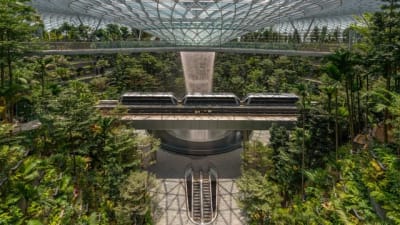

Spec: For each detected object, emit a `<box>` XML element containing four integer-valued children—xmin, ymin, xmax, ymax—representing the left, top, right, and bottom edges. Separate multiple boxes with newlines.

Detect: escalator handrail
<box><xmin>208</xmin><ymin>172</ymin><xmax>214</xmax><ymax>220</ymax></box>
<box><xmin>184</xmin><ymin>168</ymin><xmax>219</xmax><ymax>225</ymax></box>
<box><xmin>200</xmin><ymin>170</ymin><xmax>204</xmax><ymax>224</ymax></box>
<box><xmin>184</xmin><ymin>168</ymin><xmax>197</xmax><ymax>224</ymax></box>
<box><xmin>209</xmin><ymin>168</ymin><xmax>219</xmax><ymax>223</ymax></box>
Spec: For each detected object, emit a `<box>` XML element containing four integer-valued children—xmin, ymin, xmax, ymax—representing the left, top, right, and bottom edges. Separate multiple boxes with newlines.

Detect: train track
<box><xmin>97</xmin><ymin>105</ymin><xmax>299</xmax><ymax>115</ymax></box>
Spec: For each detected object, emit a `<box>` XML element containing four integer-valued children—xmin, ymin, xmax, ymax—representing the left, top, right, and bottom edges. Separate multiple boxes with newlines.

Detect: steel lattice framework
<box><xmin>30</xmin><ymin>0</ymin><xmax>383</xmax><ymax>45</ymax></box>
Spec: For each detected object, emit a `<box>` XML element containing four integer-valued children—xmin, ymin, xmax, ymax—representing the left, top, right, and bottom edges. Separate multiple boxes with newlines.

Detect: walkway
<box><xmin>12</xmin><ymin>120</ymin><xmax>42</xmax><ymax>133</ymax></box>
<box><xmin>38</xmin><ymin>47</ymin><xmax>331</xmax><ymax>56</ymax></box>
<box><xmin>32</xmin><ymin>41</ymin><xmax>336</xmax><ymax>56</ymax></box>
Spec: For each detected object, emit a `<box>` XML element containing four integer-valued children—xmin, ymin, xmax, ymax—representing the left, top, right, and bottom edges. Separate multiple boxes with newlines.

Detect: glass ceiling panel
<box><xmin>30</xmin><ymin>0</ymin><xmax>383</xmax><ymax>45</ymax></box>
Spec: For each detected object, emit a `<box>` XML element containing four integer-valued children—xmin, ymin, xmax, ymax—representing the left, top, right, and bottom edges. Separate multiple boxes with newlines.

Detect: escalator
<box><xmin>202</xmin><ymin>175</ymin><xmax>213</xmax><ymax>223</ymax></box>
<box><xmin>192</xmin><ymin>176</ymin><xmax>201</xmax><ymax>222</ymax></box>
<box><xmin>185</xmin><ymin>168</ymin><xmax>218</xmax><ymax>224</ymax></box>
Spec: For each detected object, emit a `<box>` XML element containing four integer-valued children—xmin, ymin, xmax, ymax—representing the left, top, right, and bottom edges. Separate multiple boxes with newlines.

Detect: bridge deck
<box><xmin>120</xmin><ymin>114</ymin><xmax>297</xmax><ymax>130</ymax></box>
<box><xmin>30</xmin><ymin>41</ymin><xmax>339</xmax><ymax>56</ymax></box>
<box><xmin>38</xmin><ymin>47</ymin><xmax>331</xmax><ymax>56</ymax></box>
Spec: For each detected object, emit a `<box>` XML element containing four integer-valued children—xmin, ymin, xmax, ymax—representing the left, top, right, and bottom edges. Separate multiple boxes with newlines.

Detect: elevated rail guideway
<box><xmin>99</xmin><ymin>92</ymin><xmax>298</xmax><ymax>155</ymax></box>
<box><xmin>98</xmin><ymin>92</ymin><xmax>298</xmax><ymax>154</ymax></box>
<box><xmin>97</xmin><ymin>103</ymin><xmax>297</xmax><ymax>154</ymax></box>
<box><xmin>96</xmin><ymin>96</ymin><xmax>299</xmax><ymax>130</ymax></box>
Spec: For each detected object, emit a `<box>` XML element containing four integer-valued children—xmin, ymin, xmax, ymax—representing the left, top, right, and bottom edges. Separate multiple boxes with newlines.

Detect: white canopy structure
<box><xmin>30</xmin><ymin>0</ymin><xmax>383</xmax><ymax>45</ymax></box>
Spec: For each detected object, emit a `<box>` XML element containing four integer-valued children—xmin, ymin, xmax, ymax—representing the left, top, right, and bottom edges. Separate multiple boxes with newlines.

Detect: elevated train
<box><xmin>242</xmin><ymin>93</ymin><xmax>299</xmax><ymax>106</ymax></box>
<box><xmin>114</xmin><ymin>92</ymin><xmax>299</xmax><ymax>115</ymax></box>
<box><xmin>182</xmin><ymin>92</ymin><xmax>240</xmax><ymax>106</ymax></box>
<box><xmin>120</xmin><ymin>92</ymin><xmax>298</xmax><ymax>106</ymax></box>
<box><xmin>120</xmin><ymin>92</ymin><xmax>178</xmax><ymax>105</ymax></box>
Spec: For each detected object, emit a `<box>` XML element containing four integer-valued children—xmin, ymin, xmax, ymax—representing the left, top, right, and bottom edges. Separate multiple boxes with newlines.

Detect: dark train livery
<box><xmin>120</xmin><ymin>92</ymin><xmax>298</xmax><ymax>106</ymax></box>
<box><xmin>182</xmin><ymin>93</ymin><xmax>240</xmax><ymax>106</ymax></box>
<box><xmin>99</xmin><ymin>92</ymin><xmax>299</xmax><ymax>115</ymax></box>
<box><xmin>120</xmin><ymin>92</ymin><xmax>178</xmax><ymax>105</ymax></box>
<box><xmin>243</xmin><ymin>93</ymin><xmax>299</xmax><ymax>106</ymax></box>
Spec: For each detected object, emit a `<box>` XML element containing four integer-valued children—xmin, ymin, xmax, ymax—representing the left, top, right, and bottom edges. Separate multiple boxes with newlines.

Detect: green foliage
<box><xmin>107</xmin><ymin>53</ymin><xmax>184</xmax><ymax>95</ymax></box>
<box><xmin>47</xmin><ymin>22</ymin><xmax>152</xmax><ymax>41</ymax></box>
<box><xmin>1</xmin><ymin>74</ymin><xmax>160</xmax><ymax>224</ymax></box>
<box><xmin>236</xmin><ymin>169</ymin><xmax>282</xmax><ymax>225</ymax></box>
<box><xmin>269</xmin><ymin>125</ymin><xmax>301</xmax><ymax>205</ymax></box>
<box><xmin>0</xmin><ymin>0</ymin><xmax>42</xmax><ymax>121</ymax></box>
<box><xmin>2</xmin><ymin>2</ymin><xmax>400</xmax><ymax>224</ymax></box>
<box><xmin>115</xmin><ymin>171</ymin><xmax>158</xmax><ymax>225</ymax></box>
<box><xmin>241</xmin><ymin>141</ymin><xmax>272</xmax><ymax>174</ymax></box>
<box><xmin>303</xmin><ymin>108</ymin><xmax>335</xmax><ymax>169</ymax></box>
<box><xmin>239</xmin><ymin>136</ymin><xmax>399</xmax><ymax>224</ymax></box>
<box><xmin>214</xmin><ymin>54</ymin><xmax>316</xmax><ymax>96</ymax></box>
<box><xmin>334</xmin><ymin>156</ymin><xmax>379</xmax><ymax>224</ymax></box>
<box><xmin>362</xmin><ymin>145</ymin><xmax>400</xmax><ymax>224</ymax></box>
<box><xmin>269</xmin><ymin>124</ymin><xmax>289</xmax><ymax>151</ymax></box>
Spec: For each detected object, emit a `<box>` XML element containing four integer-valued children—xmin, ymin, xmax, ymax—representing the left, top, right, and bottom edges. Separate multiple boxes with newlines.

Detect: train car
<box><xmin>242</xmin><ymin>93</ymin><xmax>299</xmax><ymax>106</ymax></box>
<box><xmin>120</xmin><ymin>92</ymin><xmax>178</xmax><ymax>105</ymax></box>
<box><xmin>182</xmin><ymin>92</ymin><xmax>240</xmax><ymax>106</ymax></box>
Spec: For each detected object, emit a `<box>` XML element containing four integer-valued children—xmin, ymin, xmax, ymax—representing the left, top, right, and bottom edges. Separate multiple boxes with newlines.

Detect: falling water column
<box><xmin>180</xmin><ymin>52</ymin><xmax>215</xmax><ymax>93</ymax></box>
<box><xmin>180</xmin><ymin>52</ymin><xmax>216</xmax><ymax>142</ymax></box>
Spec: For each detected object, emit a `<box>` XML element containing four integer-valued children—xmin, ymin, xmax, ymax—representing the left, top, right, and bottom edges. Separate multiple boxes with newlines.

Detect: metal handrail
<box><xmin>199</xmin><ymin>170</ymin><xmax>204</xmax><ymax>224</ymax></box>
<box><xmin>184</xmin><ymin>167</ymin><xmax>196</xmax><ymax>224</ymax></box>
<box><xmin>184</xmin><ymin>167</ymin><xmax>219</xmax><ymax>225</ymax></box>
<box><xmin>192</xmin><ymin>171</ymin><xmax>195</xmax><ymax>220</ymax></box>
<box><xmin>30</xmin><ymin>40</ymin><xmax>342</xmax><ymax>52</ymax></box>
<box><xmin>208</xmin><ymin>167</ymin><xmax>219</xmax><ymax>223</ymax></box>
<box><xmin>208</xmin><ymin>172</ymin><xmax>214</xmax><ymax>220</ymax></box>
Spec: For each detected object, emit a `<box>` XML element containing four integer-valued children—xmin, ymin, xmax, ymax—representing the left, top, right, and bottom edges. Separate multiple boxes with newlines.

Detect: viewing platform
<box><xmin>30</xmin><ymin>41</ymin><xmax>341</xmax><ymax>56</ymax></box>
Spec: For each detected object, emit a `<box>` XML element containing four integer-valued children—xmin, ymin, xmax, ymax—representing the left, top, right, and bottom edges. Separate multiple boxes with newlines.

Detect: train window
<box><xmin>243</xmin><ymin>93</ymin><xmax>298</xmax><ymax>106</ymax></box>
<box><xmin>120</xmin><ymin>92</ymin><xmax>178</xmax><ymax>105</ymax></box>
<box><xmin>182</xmin><ymin>93</ymin><xmax>240</xmax><ymax>106</ymax></box>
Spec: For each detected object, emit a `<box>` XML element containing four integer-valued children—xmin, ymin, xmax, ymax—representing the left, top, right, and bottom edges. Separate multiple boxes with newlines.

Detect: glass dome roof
<box><xmin>30</xmin><ymin>0</ymin><xmax>382</xmax><ymax>45</ymax></box>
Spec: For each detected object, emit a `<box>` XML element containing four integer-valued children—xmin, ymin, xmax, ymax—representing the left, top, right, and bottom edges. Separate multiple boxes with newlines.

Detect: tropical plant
<box><xmin>236</xmin><ymin>169</ymin><xmax>282</xmax><ymax>225</ymax></box>
<box><xmin>0</xmin><ymin>0</ymin><xmax>42</xmax><ymax>87</ymax></box>
<box><xmin>115</xmin><ymin>171</ymin><xmax>158</xmax><ymax>225</ymax></box>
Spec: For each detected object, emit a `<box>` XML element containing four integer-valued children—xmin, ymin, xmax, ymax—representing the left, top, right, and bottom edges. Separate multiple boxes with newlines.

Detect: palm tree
<box><xmin>325</xmin><ymin>49</ymin><xmax>357</xmax><ymax>148</ymax></box>
<box><xmin>296</xmin><ymin>82</ymin><xmax>310</xmax><ymax>200</ymax></box>
<box><xmin>321</xmin><ymin>83</ymin><xmax>340</xmax><ymax>160</ymax></box>
<box><xmin>368</xmin><ymin>0</ymin><xmax>400</xmax><ymax>142</ymax></box>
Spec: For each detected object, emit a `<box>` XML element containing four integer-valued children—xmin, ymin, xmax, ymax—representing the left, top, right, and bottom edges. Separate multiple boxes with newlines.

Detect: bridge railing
<box><xmin>221</xmin><ymin>42</ymin><xmax>344</xmax><ymax>52</ymax></box>
<box><xmin>30</xmin><ymin>41</ymin><xmax>344</xmax><ymax>52</ymax></box>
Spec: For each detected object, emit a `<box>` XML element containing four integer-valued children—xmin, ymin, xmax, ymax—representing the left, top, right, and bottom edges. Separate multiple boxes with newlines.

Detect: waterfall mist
<box><xmin>180</xmin><ymin>52</ymin><xmax>215</xmax><ymax>93</ymax></box>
